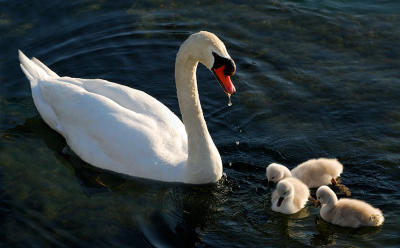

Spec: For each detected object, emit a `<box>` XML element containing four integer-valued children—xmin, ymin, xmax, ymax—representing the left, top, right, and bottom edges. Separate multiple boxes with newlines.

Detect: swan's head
<box><xmin>316</xmin><ymin>186</ymin><xmax>337</xmax><ymax>206</ymax></box>
<box><xmin>275</xmin><ymin>180</ymin><xmax>294</xmax><ymax>207</ymax></box>
<box><xmin>266</xmin><ymin>163</ymin><xmax>288</xmax><ymax>183</ymax></box>
<box><xmin>181</xmin><ymin>31</ymin><xmax>236</xmax><ymax>95</ymax></box>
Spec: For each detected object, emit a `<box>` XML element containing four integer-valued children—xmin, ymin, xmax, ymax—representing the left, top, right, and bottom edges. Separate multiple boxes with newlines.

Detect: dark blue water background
<box><xmin>1</xmin><ymin>0</ymin><xmax>400</xmax><ymax>247</ymax></box>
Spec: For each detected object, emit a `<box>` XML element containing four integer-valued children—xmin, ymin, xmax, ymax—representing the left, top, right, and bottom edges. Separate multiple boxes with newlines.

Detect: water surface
<box><xmin>1</xmin><ymin>0</ymin><xmax>400</xmax><ymax>247</ymax></box>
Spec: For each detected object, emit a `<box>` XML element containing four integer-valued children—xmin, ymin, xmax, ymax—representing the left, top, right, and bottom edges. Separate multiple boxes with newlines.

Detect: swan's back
<box><xmin>324</xmin><ymin>198</ymin><xmax>384</xmax><ymax>227</ymax></box>
<box><xmin>291</xmin><ymin>158</ymin><xmax>343</xmax><ymax>188</ymax></box>
<box><xmin>19</xmin><ymin>50</ymin><xmax>188</xmax><ymax>182</ymax></box>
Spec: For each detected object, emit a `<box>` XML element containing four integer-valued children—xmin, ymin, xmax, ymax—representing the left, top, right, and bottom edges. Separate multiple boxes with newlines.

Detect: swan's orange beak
<box><xmin>213</xmin><ymin>65</ymin><xmax>236</xmax><ymax>95</ymax></box>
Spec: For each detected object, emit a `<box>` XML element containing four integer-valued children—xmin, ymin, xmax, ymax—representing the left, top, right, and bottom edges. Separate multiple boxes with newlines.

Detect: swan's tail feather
<box><xmin>18</xmin><ymin>50</ymin><xmax>59</xmax><ymax>83</ymax></box>
<box><xmin>32</xmin><ymin>57</ymin><xmax>59</xmax><ymax>78</ymax></box>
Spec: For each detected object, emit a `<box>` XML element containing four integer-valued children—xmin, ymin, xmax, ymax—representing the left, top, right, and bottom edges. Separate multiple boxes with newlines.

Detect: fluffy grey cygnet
<box><xmin>271</xmin><ymin>177</ymin><xmax>310</xmax><ymax>214</ymax></box>
<box><xmin>316</xmin><ymin>186</ymin><xmax>384</xmax><ymax>228</ymax></box>
<box><xmin>266</xmin><ymin>158</ymin><xmax>343</xmax><ymax>188</ymax></box>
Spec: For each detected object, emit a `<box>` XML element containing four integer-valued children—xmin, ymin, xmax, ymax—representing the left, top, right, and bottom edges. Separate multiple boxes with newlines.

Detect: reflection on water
<box><xmin>310</xmin><ymin>216</ymin><xmax>384</xmax><ymax>246</ymax></box>
<box><xmin>1</xmin><ymin>0</ymin><xmax>400</xmax><ymax>247</ymax></box>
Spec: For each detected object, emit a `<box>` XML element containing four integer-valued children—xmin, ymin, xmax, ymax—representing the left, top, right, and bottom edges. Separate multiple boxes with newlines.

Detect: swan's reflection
<box><xmin>270</xmin><ymin>207</ymin><xmax>310</xmax><ymax>238</ymax></box>
<box><xmin>9</xmin><ymin>116</ymin><xmax>230</xmax><ymax>247</ymax></box>
<box><xmin>310</xmin><ymin>216</ymin><xmax>383</xmax><ymax>246</ymax></box>
<box><xmin>263</xmin><ymin>183</ymin><xmax>312</xmax><ymax>246</ymax></box>
<box><xmin>153</xmin><ymin>179</ymin><xmax>231</xmax><ymax>247</ymax></box>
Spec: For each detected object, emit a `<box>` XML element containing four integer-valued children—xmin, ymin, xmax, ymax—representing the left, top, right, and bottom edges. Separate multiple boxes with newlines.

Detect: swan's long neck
<box><xmin>175</xmin><ymin>47</ymin><xmax>222</xmax><ymax>184</ymax></box>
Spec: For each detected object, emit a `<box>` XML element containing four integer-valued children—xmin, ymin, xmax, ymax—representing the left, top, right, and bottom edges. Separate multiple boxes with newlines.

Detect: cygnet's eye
<box><xmin>284</xmin><ymin>191</ymin><xmax>288</xmax><ymax>195</ymax></box>
<box><xmin>271</xmin><ymin>176</ymin><xmax>275</xmax><ymax>179</ymax></box>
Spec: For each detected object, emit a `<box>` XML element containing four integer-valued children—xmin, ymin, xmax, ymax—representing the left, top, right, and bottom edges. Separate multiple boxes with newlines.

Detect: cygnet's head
<box><xmin>266</xmin><ymin>163</ymin><xmax>288</xmax><ymax>183</ymax></box>
<box><xmin>316</xmin><ymin>186</ymin><xmax>337</xmax><ymax>205</ymax></box>
<box><xmin>276</xmin><ymin>180</ymin><xmax>294</xmax><ymax>207</ymax></box>
<box><xmin>179</xmin><ymin>31</ymin><xmax>236</xmax><ymax>95</ymax></box>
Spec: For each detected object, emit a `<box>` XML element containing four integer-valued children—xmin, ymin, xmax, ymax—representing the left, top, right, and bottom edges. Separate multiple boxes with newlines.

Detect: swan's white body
<box><xmin>266</xmin><ymin>158</ymin><xmax>343</xmax><ymax>188</ymax></box>
<box><xmin>317</xmin><ymin>186</ymin><xmax>384</xmax><ymax>228</ymax></box>
<box><xmin>19</xmin><ymin>31</ymin><xmax>235</xmax><ymax>184</ymax></box>
<box><xmin>271</xmin><ymin>177</ymin><xmax>310</xmax><ymax>214</ymax></box>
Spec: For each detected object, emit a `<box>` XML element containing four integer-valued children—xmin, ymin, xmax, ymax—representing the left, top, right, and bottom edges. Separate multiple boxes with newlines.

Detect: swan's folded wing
<box><xmin>38</xmin><ymin>77</ymin><xmax>187</xmax><ymax>180</ymax></box>
<box><xmin>84</xmin><ymin>79</ymin><xmax>184</xmax><ymax>129</ymax></box>
<box><xmin>54</xmin><ymin>77</ymin><xmax>188</xmax><ymax>142</ymax></box>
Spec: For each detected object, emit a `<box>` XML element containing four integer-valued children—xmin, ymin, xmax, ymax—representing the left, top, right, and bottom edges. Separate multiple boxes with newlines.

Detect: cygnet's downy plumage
<box><xmin>316</xmin><ymin>186</ymin><xmax>384</xmax><ymax>228</ymax></box>
<box><xmin>266</xmin><ymin>158</ymin><xmax>343</xmax><ymax>188</ymax></box>
<box><xmin>292</xmin><ymin>158</ymin><xmax>343</xmax><ymax>188</ymax></box>
<box><xmin>271</xmin><ymin>177</ymin><xmax>310</xmax><ymax>214</ymax></box>
<box><xmin>266</xmin><ymin>163</ymin><xmax>292</xmax><ymax>183</ymax></box>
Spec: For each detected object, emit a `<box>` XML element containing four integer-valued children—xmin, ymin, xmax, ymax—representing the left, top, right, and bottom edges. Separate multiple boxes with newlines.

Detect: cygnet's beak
<box><xmin>266</xmin><ymin>180</ymin><xmax>276</xmax><ymax>189</ymax></box>
<box><xmin>277</xmin><ymin>197</ymin><xmax>284</xmax><ymax>207</ymax></box>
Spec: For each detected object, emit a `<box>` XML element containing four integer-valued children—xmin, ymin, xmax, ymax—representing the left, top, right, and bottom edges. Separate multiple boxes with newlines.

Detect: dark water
<box><xmin>1</xmin><ymin>0</ymin><xmax>400</xmax><ymax>247</ymax></box>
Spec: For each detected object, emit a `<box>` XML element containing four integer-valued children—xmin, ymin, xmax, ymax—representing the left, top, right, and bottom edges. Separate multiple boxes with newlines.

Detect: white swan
<box><xmin>266</xmin><ymin>158</ymin><xmax>343</xmax><ymax>188</ymax></box>
<box><xmin>316</xmin><ymin>186</ymin><xmax>384</xmax><ymax>228</ymax></box>
<box><xmin>271</xmin><ymin>177</ymin><xmax>310</xmax><ymax>214</ymax></box>
<box><xmin>19</xmin><ymin>31</ymin><xmax>236</xmax><ymax>184</ymax></box>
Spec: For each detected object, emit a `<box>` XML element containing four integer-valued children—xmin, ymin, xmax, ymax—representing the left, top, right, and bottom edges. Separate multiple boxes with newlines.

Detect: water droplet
<box><xmin>229</xmin><ymin>162</ymin><xmax>232</xmax><ymax>167</ymax></box>
<box><xmin>227</xmin><ymin>93</ymin><xmax>232</xmax><ymax>107</ymax></box>
<box><xmin>235</xmin><ymin>141</ymin><xmax>240</xmax><ymax>145</ymax></box>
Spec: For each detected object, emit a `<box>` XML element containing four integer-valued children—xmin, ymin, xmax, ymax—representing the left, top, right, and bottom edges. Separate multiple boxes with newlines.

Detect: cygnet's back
<box><xmin>291</xmin><ymin>158</ymin><xmax>343</xmax><ymax>188</ymax></box>
<box><xmin>328</xmin><ymin>198</ymin><xmax>384</xmax><ymax>227</ymax></box>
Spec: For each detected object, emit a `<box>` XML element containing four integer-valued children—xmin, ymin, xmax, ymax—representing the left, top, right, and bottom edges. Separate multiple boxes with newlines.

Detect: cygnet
<box><xmin>266</xmin><ymin>158</ymin><xmax>345</xmax><ymax>190</ymax></box>
<box><xmin>271</xmin><ymin>177</ymin><xmax>310</xmax><ymax>214</ymax></box>
<box><xmin>316</xmin><ymin>186</ymin><xmax>384</xmax><ymax>228</ymax></box>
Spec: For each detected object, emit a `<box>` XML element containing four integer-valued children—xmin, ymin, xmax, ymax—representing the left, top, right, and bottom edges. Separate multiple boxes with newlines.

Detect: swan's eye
<box><xmin>211</xmin><ymin>52</ymin><xmax>236</xmax><ymax>95</ymax></box>
<box><xmin>212</xmin><ymin>52</ymin><xmax>236</xmax><ymax>76</ymax></box>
